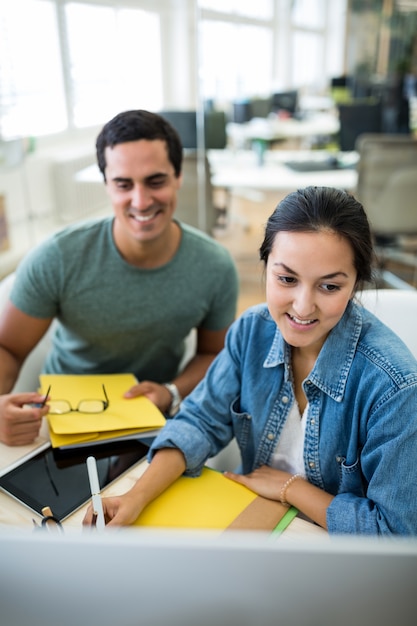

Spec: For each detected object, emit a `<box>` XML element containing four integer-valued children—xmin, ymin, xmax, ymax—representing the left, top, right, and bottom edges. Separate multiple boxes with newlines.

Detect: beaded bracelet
<box><xmin>280</xmin><ymin>473</ymin><xmax>303</xmax><ymax>506</ymax></box>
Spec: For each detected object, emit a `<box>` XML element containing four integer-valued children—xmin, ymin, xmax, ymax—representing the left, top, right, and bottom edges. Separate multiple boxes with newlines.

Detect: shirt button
<box><xmin>282</xmin><ymin>396</ymin><xmax>289</xmax><ymax>404</ymax></box>
<box><xmin>309</xmin><ymin>461</ymin><xmax>315</xmax><ymax>468</ymax></box>
<box><xmin>310</xmin><ymin>419</ymin><xmax>315</xmax><ymax>425</ymax></box>
<box><xmin>267</xmin><ymin>433</ymin><xmax>275</xmax><ymax>441</ymax></box>
<box><xmin>306</xmin><ymin>380</ymin><xmax>312</xmax><ymax>385</ymax></box>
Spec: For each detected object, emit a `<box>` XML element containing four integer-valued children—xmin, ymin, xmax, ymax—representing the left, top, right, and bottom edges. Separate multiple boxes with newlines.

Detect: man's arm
<box><xmin>124</xmin><ymin>326</ymin><xmax>228</xmax><ymax>413</ymax></box>
<box><xmin>171</xmin><ymin>326</ymin><xmax>227</xmax><ymax>398</ymax></box>
<box><xmin>0</xmin><ymin>301</ymin><xmax>52</xmax><ymax>445</ymax></box>
<box><xmin>0</xmin><ymin>301</ymin><xmax>52</xmax><ymax>392</ymax></box>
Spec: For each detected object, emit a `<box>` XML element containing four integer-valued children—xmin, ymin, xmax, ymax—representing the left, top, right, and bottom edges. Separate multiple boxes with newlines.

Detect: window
<box><xmin>65</xmin><ymin>2</ymin><xmax>162</xmax><ymax>128</ymax></box>
<box><xmin>292</xmin><ymin>0</ymin><xmax>326</xmax><ymax>29</ymax></box>
<box><xmin>199</xmin><ymin>0</ymin><xmax>273</xmax><ymax>20</ymax></box>
<box><xmin>0</xmin><ymin>0</ymin><xmax>67</xmax><ymax>138</ymax></box>
<box><xmin>0</xmin><ymin>0</ymin><xmax>162</xmax><ymax>138</ymax></box>
<box><xmin>199</xmin><ymin>12</ymin><xmax>273</xmax><ymax>102</ymax></box>
<box><xmin>198</xmin><ymin>0</ymin><xmax>346</xmax><ymax>104</ymax></box>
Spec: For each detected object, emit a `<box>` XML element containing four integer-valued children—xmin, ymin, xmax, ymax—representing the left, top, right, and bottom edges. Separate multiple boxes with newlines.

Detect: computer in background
<box><xmin>159</xmin><ymin>109</ymin><xmax>227</xmax><ymax>150</ymax></box>
<box><xmin>159</xmin><ymin>110</ymin><xmax>198</xmax><ymax>149</ymax></box>
<box><xmin>1</xmin><ymin>529</ymin><xmax>416</xmax><ymax>626</ymax></box>
<box><xmin>271</xmin><ymin>89</ymin><xmax>299</xmax><ymax>117</ymax></box>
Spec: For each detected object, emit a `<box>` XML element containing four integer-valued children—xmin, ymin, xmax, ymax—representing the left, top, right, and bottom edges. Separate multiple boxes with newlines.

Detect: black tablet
<box><xmin>0</xmin><ymin>439</ymin><xmax>150</xmax><ymax>521</ymax></box>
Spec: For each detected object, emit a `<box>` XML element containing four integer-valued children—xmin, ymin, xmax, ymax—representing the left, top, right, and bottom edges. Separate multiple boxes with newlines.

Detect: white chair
<box><xmin>359</xmin><ymin>288</ymin><xmax>417</xmax><ymax>358</ymax></box>
<box><xmin>0</xmin><ymin>272</ymin><xmax>52</xmax><ymax>392</ymax></box>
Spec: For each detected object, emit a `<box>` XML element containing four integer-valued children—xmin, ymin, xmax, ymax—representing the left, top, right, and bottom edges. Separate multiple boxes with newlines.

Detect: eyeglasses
<box><xmin>42</xmin><ymin>384</ymin><xmax>110</xmax><ymax>415</ymax></box>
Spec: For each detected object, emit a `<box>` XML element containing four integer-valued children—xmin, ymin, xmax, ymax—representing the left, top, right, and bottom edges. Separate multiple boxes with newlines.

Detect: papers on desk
<box><xmin>134</xmin><ymin>466</ymin><xmax>295</xmax><ymax>532</ymax></box>
<box><xmin>39</xmin><ymin>373</ymin><xmax>166</xmax><ymax>449</ymax></box>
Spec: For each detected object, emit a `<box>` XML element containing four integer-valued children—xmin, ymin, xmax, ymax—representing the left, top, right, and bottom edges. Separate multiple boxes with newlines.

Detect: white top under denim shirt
<box><xmin>150</xmin><ymin>301</ymin><xmax>417</xmax><ymax>536</ymax></box>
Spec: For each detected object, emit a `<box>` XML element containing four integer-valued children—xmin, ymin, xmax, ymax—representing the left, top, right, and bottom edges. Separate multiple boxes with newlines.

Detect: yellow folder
<box><xmin>134</xmin><ymin>466</ymin><xmax>291</xmax><ymax>532</ymax></box>
<box><xmin>39</xmin><ymin>373</ymin><xmax>166</xmax><ymax>449</ymax></box>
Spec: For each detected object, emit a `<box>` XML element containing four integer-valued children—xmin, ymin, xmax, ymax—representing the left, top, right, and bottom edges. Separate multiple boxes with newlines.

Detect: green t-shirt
<box><xmin>11</xmin><ymin>217</ymin><xmax>238</xmax><ymax>383</ymax></box>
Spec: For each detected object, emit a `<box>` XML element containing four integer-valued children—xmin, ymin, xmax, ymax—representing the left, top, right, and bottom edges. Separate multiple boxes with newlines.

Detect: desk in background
<box><xmin>76</xmin><ymin>148</ymin><xmax>358</xmax><ymax>197</ymax></box>
<box><xmin>208</xmin><ymin>149</ymin><xmax>358</xmax><ymax>229</ymax></box>
<box><xmin>227</xmin><ymin>112</ymin><xmax>340</xmax><ymax>148</ymax></box>
<box><xmin>208</xmin><ymin>149</ymin><xmax>358</xmax><ymax>193</ymax></box>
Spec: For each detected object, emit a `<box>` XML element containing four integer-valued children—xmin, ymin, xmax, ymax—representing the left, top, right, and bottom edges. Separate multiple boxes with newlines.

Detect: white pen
<box><xmin>86</xmin><ymin>456</ymin><xmax>105</xmax><ymax>531</ymax></box>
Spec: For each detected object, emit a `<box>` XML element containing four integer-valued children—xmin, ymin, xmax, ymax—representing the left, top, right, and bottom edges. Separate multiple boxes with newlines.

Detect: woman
<box><xmin>84</xmin><ymin>186</ymin><xmax>417</xmax><ymax>535</ymax></box>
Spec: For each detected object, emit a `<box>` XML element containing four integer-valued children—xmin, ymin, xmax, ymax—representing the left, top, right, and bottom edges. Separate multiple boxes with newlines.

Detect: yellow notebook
<box><xmin>39</xmin><ymin>373</ymin><xmax>166</xmax><ymax>449</ymax></box>
<box><xmin>134</xmin><ymin>466</ymin><xmax>291</xmax><ymax>532</ymax></box>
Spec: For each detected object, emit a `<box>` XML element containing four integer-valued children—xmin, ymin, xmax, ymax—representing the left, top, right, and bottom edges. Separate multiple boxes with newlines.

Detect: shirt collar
<box><xmin>263</xmin><ymin>300</ymin><xmax>363</xmax><ymax>400</ymax></box>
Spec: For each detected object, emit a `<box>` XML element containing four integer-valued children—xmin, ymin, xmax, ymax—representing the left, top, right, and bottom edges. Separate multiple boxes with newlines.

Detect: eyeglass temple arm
<box><xmin>102</xmin><ymin>384</ymin><xmax>109</xmax><ymax>408</ymax></box>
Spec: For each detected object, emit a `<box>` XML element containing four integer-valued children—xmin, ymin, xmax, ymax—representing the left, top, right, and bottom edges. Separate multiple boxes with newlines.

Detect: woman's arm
<box><xmin>225</xmin><ymin>466</ymin><xmax>334</xmax><ymax>530</ymax></box>
<box><xmin>83</xmin><ymin>447</ymin><xmax>186</xmax><ymax>527</ymax></box>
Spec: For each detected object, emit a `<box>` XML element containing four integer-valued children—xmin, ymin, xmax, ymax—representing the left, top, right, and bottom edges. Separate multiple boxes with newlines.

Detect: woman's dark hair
<box><xmin>259</xmin><ymin>186</ymin><xmax>375</xmax><ymax>291</ymax></box>
<box><xmin>96</xmin><ymin>109</ymin><xmax>183</xmax><ymax>180</ymax></box>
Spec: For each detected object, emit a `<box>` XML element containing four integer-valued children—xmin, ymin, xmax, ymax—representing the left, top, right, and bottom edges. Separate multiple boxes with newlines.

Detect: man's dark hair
<box><xmin>96</xmin><ymin>109</ymin><xmax>183</xmax><ymax>180</ymax></box>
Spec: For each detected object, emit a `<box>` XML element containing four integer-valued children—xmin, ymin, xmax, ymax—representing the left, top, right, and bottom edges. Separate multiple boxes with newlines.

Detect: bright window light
<box><xmin>199</xmin><ymin>0</ymin><xmax>273</xmax><ymax>20</ymax></box>
<box><xmin>292</xmin><ymin>0</ymin><xmax>326</xmax><ymax>29</ymax></box>
<box><xmin>200</xmin><ymin>20</ymin><xmax>273</xmax><ymax>101</ymax></box>
<box><xmin>65</xmin><ymin>3</ymin><xmax>162</xmax><ymax>128</ymax></box>
<box><xmin>0</xmin><ymin>0</ymin><xmax>67</xmax><ymax>138</ymax></box>
<box><xmin>0</xmin><ymin>1</ymin><xmax>163</xmax><ymax>138</ymax></box>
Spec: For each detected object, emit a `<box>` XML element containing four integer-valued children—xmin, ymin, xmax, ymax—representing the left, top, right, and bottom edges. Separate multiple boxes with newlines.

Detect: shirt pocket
<box><xmin>230</xmin><ymin>395</ymin><xmax>252</xmax><ymax>451</ymax></box>
<box><xmin>337</xmin><ymin>455</ymin><xmax>366</xmax><ymax>497</ymax></box>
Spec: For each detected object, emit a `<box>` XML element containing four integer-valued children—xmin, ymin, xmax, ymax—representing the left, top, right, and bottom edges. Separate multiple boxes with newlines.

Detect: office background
<box><xmin>1</xmin><ymin>0</ymin><xmax>417</xmax><ymax>279</ymax></box>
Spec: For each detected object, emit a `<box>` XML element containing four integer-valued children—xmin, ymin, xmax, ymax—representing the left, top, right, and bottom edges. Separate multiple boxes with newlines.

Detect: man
<box><xmin>0</xmin><ymin>109</ymin><xmax>238</xmax><ymax>446</ymax></box>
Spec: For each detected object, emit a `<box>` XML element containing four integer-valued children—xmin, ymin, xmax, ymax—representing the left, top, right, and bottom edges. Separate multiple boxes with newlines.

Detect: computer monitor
<box><xmin>159</xmin><ymin>110</ymin><xmax>198</xmax><ymax>149</ymax></box>
<box><xmin>331</xmin><ymin>75</ymin><xmax>348</xmax><ymax>88</ymax></box>
<box><xmin>232</xmin><ymin>100</ymin><xmax>252</xmax><ymax>124</ymax></box>
<box><xmin>1</xmin><ymin>529</ymin><xmax>416</xmax><ymax>626</ymax></box>
<box><xmin>159</xmin><ymin>110</ymin><xmax>227</xmax><ymax>150</ymax></box>
<box><xmin>271</xmin><ymin>90</ymin><xmax>298</xmax><ymax>116</ymax></box>
<box><xmin>250</xmin><ymin>97</ymin><xmax>272</xmax><ymax>119</ymax></box>
<box><xmin>338</xmin><ymin>101</ymin><xmax>382</xmax><ymax>151</ymax></box>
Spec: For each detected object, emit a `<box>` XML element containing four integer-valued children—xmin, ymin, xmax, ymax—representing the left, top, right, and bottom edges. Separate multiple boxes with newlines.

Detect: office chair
<box><xmin>356</xmin><ymin>133</ymin><xmax>417</xmax><ymax>288</ymax></box>
<box><xmin>204</xmin><ymin>110</ymin><xmax>227</xmax><ymax>149</ymax></box>
<box><xmin>338</xmin><ymin>101</ymin><xmax>382</xmax><ymax>151</ymax></box>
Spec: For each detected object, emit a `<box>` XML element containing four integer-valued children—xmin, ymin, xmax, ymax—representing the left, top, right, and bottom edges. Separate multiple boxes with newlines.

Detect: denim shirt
<box><xmin>150</xmin><ymin>301</ymin><xmax>417</xmax><ymax>536</ymax></box>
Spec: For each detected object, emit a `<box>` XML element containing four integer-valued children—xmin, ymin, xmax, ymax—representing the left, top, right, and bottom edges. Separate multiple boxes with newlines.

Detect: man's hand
<box><xmin>0</xmin><ymin>392</ymin><xmax>49</xmax><ymax>446</ymax></box>
<box><xmin>124</xmin><ymin>381</ymin><xmax>173</xmax><ymax>413</ymax></box>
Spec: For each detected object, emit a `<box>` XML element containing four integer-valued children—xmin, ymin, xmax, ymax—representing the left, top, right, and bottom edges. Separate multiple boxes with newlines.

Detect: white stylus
<box><xmin>86</xmin><ymin>456</ymin><xmax>105</xmax><ymax>531</ymax></box>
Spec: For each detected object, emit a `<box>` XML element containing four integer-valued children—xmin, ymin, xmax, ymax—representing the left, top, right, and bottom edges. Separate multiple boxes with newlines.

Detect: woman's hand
<box><xmin>226</xmin><ymin>465</ymin><xmax>333</xmax><ymax>530</ymax></box>
<box><xmin>224</xmin><ymin>465</ymin><xmax>292</xmax><ymax>502</ymax></box>
<box><xmin>82</xmin><ymin>492</ymin><xmax>145</xmax><ymax>528</ymax></box>
<box><xmin>82</xmin><ymin>448</ymin><xmax>187</xmax><ymax>529</ymax></box>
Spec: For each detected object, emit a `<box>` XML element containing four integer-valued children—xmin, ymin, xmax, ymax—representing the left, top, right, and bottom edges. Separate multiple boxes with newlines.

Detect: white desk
<box><xmin>75</xmin><ymin>149</ymin><xmax>358</xmax><ymax>196</ymax></box>
<box><xmin>227</xmin><ymin>112</ymin><xmax>339</xmax><ymax>146</ymax></box>
<box><xmin>0</xmin><ymin>422</ymin><xmax>327</xmax><ymax>539</ymax></box>
<box><xmin>208</xmin><ymin>149</ymin><xmax>358</xmax><ymax>193</ymax></box>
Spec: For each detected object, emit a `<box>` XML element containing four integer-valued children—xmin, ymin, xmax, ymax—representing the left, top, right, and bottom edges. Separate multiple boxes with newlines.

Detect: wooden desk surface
<box><xmin>0</xmin><ymin>421</ymin><xmax>327</xmax><ymax>539</ymax></box>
